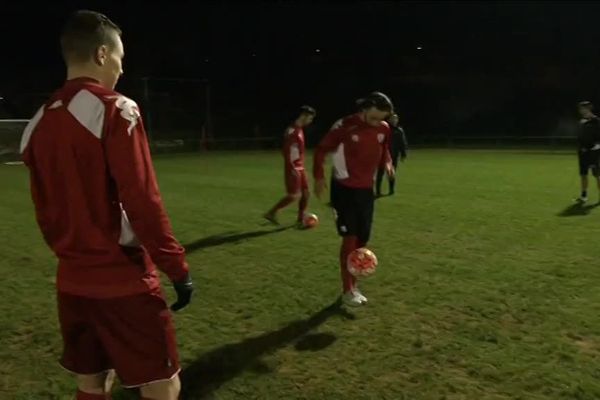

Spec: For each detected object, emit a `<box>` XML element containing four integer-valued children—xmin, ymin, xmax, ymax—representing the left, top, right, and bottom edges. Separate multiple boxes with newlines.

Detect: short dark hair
<box><xmin>60</xmin><ymin>10</ymin><xmax>122</xmax><ymax>63</ymax></box>
<box><xmin>356</xmin><ymin>91</ymin><xmax>394</xmax><ymax>113</ymax></box>
<box><xmin>579</xmin><ymin>101</ymin><xmax>594</xmax><ymax>110</ymax></box>
<box><xmin>298</xmin><ymin>105</ymin><xmax>316</xmax><ymax>117</ymax></box>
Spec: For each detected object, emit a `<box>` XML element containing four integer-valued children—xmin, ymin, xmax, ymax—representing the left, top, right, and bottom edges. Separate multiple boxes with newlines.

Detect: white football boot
<box><xmin>342</xmin><ymin>291</ymin><xmax>364</xmax><ymax>307</ymax></box>
<box><xmin>352</xmin><ymin>288</ymin><xmax>368</xmax><ymax>304</ymax></box>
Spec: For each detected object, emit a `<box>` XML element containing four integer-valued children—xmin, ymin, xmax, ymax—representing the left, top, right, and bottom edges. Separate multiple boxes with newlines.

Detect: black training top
<box><xmin>578</xmin><ymin>116</ymin><xmax>600</xmax><ymax>151</ymax></box>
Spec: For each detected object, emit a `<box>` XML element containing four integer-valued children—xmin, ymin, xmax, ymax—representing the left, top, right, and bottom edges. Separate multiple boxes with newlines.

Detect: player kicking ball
<box><xmin>313</xmin><ymin>92</ymin><xmax>394</xmax><ymax>307</ymax></box>
<box><xmin>575</xmin><ymin>101</ymin><xmax>600</xmax><ymax>203</ymax></box>
<box><xmin>21</xmin><ymin>11</ymin><xmax>193</xmax><ymax>400</ymax></box>
<box><xmin>264</xmin><ymin>106</ymin><xmax>317</xmax><ymax>226</ymax></box>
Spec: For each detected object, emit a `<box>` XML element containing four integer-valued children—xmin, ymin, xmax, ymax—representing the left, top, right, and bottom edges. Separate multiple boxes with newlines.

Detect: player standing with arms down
<box><xmin>20</xmin><ymin>11</ymin><xmax>192</xmax><ymax>400</ymax></box>
<box><xmin>375</xmin><ymin>113</ymin><xmax>408</xmax><ymax>197</ymax></box>
<box><xmin>313</xmin><ymin>92</ymin><xmax>394</xmax><ymax>307</ymax></box>
<box><xmin>575</xmin><ymin>101</ymin><xmax>600</xmax><ymax>203</ymax></box>
<box><xmin>264</xmin><ymin>106</ymin><xmax>316</xmax><ymax>225</ymax></box>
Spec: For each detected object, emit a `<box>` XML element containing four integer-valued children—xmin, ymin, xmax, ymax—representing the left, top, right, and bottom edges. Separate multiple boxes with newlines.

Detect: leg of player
<box><xmin>592</xmin><ymin>156</ymin><xmax>600</xmax><ymax>203</ymax></box>
<box><xmin>139</xmin><ymin>375</ymin><xmax>181</xmax><ymax>400</ymax></box>
<box><xmin>388</xmin><ymin>175</ymin><xmax>396</xmax><ymax>195</ymax></box>
<box><xmin>298</xmin><ymin>188</ymin><xmax>309</xmax><ymax>223</ymax></box>
<box><xmin>388</xmin><ymin>157</ymin><xmax>399</xmax><ymax>195</ymax></box>
<box><xmin>332</xmin><ymin>180</ymin><xmax>365</xmax><ymax>307</ymax></box>
<box><xmin>76</xmin><ymin>372</ymin><xmax>112</xmax><ymax>399</ymax></box>
<box><xmin>579</xmin><ymin>174</ymin><xmax>589</xmax><ymax>203</ymax></box>
<box><xmin>340</xmin><ymin>235</ymin><xmax>360</xmax><ymax>307</ymax></box>
<box><xmin>297</xmin><ymin>170</ymin><xmax>310</xmax><ymax>223</ymax></box>
<box><xmin>577</xmin><ymin>152</ymin><xmax>589</xmax><ymax>202</ymax></box>
<box><xmin>264</xmin><ymin>193</ymin><xmax>300</xmax><ymax>224</ymax></box>
<box><xmin>595</xmin><ymin>175</ymin><xmax>600</xmax><ymax>203</ymax></box>
<box><xmin>351</xmin><ymin>238</ymin><xmax>369</xmax><ymax>305</ymax></box>
<box><xmin>375</xmin><ymin>167</ymin><xmax>384</xmax><ymax>197</ymax></box>
<box><xmin>350</xmin><ymin>189</ymin><xmax>375</xmax><ymax>305</ymax></box>
<box><xmin>265</xmin><ymin>169</ymin><xmax>302</xmax><ymax>224</ymax></box>
<box><xmin>58</xmin><ymin>293</ymin><xmax>113</xmax><ymax>400</ymax></box>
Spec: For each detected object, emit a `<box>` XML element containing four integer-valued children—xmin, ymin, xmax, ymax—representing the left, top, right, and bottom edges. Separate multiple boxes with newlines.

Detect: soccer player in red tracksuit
<box><xmin>313</xmin><ymin>92</ymin><xmax>395</xmax><ymax>307</ymax></box>
<box><xmin>264</xmin><ymin>106</ymin><xmax>316</xmax><ymax>225</ymax></box>
<box><xmin>20</xmin><ymin>11</ymin><xmax>192</xmax><ymax>400</ymax></box>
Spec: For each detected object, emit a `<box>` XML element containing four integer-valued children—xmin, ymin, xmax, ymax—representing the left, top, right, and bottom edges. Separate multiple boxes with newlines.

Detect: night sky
<box><xmin>3</xmin><ymin>1</ymin><xmax>600</xmax><ymax>139</ymax></box>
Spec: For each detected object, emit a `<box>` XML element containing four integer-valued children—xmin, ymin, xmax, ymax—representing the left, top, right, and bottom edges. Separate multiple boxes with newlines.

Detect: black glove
<box><xmin>171</xmin><ymin>274</ymin><xmax>193</xmax><ymax>312</ymax></box>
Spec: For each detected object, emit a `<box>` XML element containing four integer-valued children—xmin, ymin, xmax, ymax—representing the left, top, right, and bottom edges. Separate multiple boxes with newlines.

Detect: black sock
<box><xmin>582</xmin><ymin>190</ymin><xmax>588</xmax><ymax>198</ymax></box>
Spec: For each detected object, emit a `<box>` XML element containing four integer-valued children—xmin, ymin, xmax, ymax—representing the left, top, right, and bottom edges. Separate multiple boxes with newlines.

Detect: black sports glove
<box><xmin>171</xmin><ymin>274</ymin><xmax>193</xmax><ymax>312</ymax></box>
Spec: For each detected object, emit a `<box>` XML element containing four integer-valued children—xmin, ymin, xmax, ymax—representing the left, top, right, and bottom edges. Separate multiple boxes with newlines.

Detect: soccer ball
<box><xmin>302</xmin><ymin>213</ymin><xmax>319</xmax><ymax>229</ymax></box>
<box><xmin>347</xmin><ymin>248</ymin><xmax>378</xmax><ymax>277</ymax></box>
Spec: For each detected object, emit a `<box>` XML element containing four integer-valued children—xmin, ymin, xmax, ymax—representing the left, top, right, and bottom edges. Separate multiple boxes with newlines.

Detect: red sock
<box><xmin>340</xmin><ymin>236</ymin><xmax>358</xmax><ymax>293</ymax></box>
<box><xmin>269</xmin><ymin>195</ymin><xmax>295</xmax><ymax>215</ymax></box>
<box><xmin>297</xmin><ymin>191</ymin><xmax>309</xmax><ymax>221</ymax></box>
<box><xmin>76</xmin><ymin>390</ymin><xmax>110</xmax><ymax>400</ymax></box>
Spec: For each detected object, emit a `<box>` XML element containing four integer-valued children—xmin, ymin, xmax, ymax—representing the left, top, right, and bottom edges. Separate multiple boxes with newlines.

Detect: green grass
<box><xmin>3</xmin><ymin>149</ymin><xmax>600</xmax><ymax>400</ymax></box>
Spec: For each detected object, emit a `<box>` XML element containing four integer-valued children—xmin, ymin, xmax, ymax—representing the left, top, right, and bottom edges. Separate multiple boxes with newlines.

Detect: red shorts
<box><xmin>57</xmin><ymin>289</ymin><xmax>180</xmax><ymax>387</ymax></box>
<box><xmin>285</xmin><ymin>168</ymin><xmax>308</xmax><ymax>194</ymax></box>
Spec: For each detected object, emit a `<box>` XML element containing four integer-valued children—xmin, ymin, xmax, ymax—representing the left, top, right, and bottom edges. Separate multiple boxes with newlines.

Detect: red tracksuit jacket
<box><xmin>21</xmin><ymin>77</ymin><xmax>188</xmax><ymax>298</ymax></box>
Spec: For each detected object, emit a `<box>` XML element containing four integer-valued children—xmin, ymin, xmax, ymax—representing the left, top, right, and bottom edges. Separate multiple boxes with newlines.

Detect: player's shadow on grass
<box><xmin>183</xmin><ymin>227</ymin><xmax>291</xmax><ymax>253</ymax></box>
<box><xmin>557</xmin><ymin>202</ymin><xmax>600</xmax><ymax>217</ymax></box>
<box><xmin>179</xmin><ymin>299</ymin><xmax>353</xmax><ymax>399</ymax></box>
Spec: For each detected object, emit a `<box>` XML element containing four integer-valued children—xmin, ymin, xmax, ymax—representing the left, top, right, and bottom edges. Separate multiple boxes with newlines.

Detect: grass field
<box><xmin>3</xmin><ymin>149</ymin><xmax>600</xmax><ymax>400</ymax></box>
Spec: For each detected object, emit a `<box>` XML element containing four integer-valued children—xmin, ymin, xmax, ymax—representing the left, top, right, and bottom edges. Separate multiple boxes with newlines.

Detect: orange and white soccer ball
<box><xmin>302</xmin><ymin>213</ymin><xmax>319</xmax><ymax>229</ymax></box>
<box><xmin>347</xmin><ymin>248</ymin><xmax>378</xmax><ymax>277</ymax></box>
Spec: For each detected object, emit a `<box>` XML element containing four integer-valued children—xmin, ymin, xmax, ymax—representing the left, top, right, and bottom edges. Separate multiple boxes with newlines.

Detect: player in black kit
<box><xmin>575</xmin><ymin>101</ymin><xmax>600</xmax><ymax>203</ymax></box>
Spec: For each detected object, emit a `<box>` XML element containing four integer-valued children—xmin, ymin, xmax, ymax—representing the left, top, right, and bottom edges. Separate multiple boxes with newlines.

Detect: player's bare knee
<box><xmin>76</xmin><ymin>371</ymin><xmax>110</xmax><ymax>394</ymax></box>
<box><xmin>139</xmin><ymin>375</ymin><xmax>181</xmax><ymax>400</ymax></box>
<box><xmin>289</xmin><ymin>192</ymin><xmax>301</xmax><ymax>201</ymax></box>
